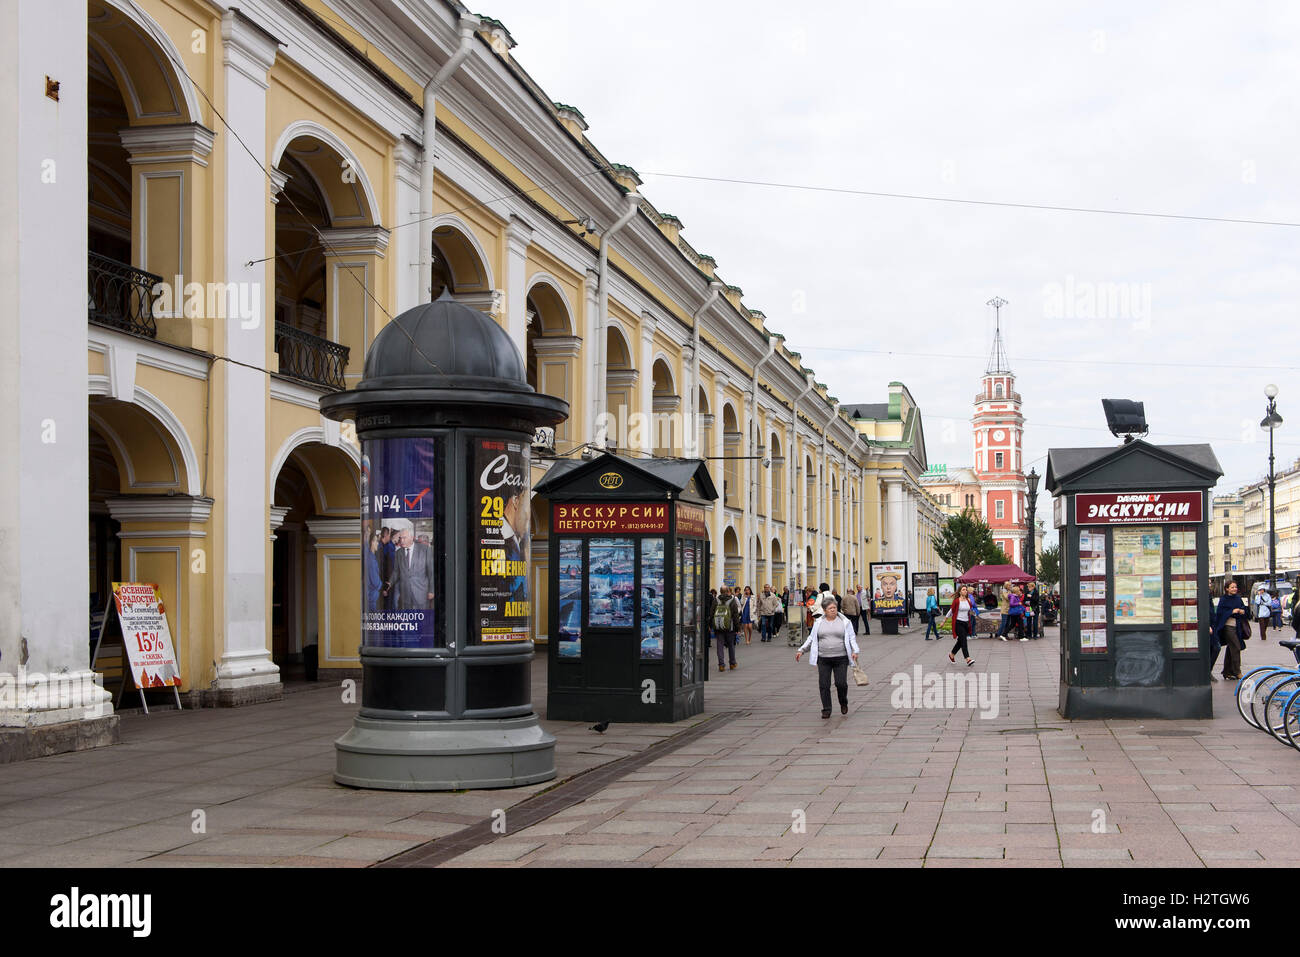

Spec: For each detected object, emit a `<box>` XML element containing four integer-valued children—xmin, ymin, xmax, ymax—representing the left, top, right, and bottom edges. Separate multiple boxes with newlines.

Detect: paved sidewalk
<box><xmin>0</xmin><ymin>665</ymin><xmax>706</xmax><ymax>867</ymax></box>
<box><xmin>437</xmin><ymin>625</ymin><xmax>1300</xmax><ymax>868</ymax></box>
<box><xmin>3</xmin><ymin>623</ymin><xmax>1299</xmax><ymax>867</ymax></box>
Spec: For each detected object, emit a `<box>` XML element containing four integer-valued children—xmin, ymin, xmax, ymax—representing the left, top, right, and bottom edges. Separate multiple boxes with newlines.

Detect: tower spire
<box><xmin>985</xmin><ymin>296</ymin><xmax>1011</xmax><ymax>374</ymax></box>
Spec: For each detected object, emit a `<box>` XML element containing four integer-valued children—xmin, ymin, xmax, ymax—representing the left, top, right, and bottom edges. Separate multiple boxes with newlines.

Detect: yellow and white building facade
<box><xmin>0</xmin><ymin>0</ymin><xmax>951</xmax><ymax>749</ymax></box>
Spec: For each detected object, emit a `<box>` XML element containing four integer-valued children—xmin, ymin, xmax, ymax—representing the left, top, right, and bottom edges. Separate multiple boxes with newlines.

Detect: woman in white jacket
<box><xmin>795</xmin><ymin>596</ymin><xmax>861</xmax><ymax>718</ymax></box>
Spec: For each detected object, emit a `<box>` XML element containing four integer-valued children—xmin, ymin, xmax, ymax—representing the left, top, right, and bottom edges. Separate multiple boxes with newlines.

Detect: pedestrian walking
<box><xmin>795</xmin><ymin>595</ymin><xmax>860</xmax><ymax>718</ymax></box>
<box><xmin>945</xmin><ymin>584</ymin><xmax>977</xmax><ymax>666</ymax></box>
<box><xmin>740</xmin><ymin>586</ymin><xmax>755</xmax><ymax>644</ymax></box>
<box><xmin>1291</xmin><ymin>589</ymin><xmax>1300</xmax><ymax>637</ymax></box>
<box><xmin>841</xmin><ymin>585</ymin><xmax>861</xmax><ymax>635</ymax></box>
<box><xmin>923</xmin><ymin>587</ymin><xmax>940</xmax><ymax>639</ymax></box>
<box><xmin>1210</xmin><ymin>579</ymin><xmax>1250</xmax><ymax>681</ymax></box>
<box><xmin>1270</xmin><ymin>592</ymin><xmax>1283</xmax><ymax>630</ymax></box>
<box><xmin>758</xmin><ymin>584</ymin><xmax>781</xmax><ymax>642</ymax></box>
<box><xmin>712</xmin><ymin>586</ymin><xmax>741</xmax><ymax>672</ymax></box>
<box><xmin>1255</xmin><ymin>588</ymin><xmax>1273</xmax><ymax>641</ymax></box>
<box><xmin>705</xmin><ymin>588</ymin><xmax>717</xmax><ymax>656</ymax></box>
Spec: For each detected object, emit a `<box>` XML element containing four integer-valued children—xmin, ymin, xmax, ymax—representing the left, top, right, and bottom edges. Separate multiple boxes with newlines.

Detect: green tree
<box><xmin>1038</xmin><ymin>544</ymin><xmax>1060</xmax><ymax>590</ymax></box>
<box><xmin>935</xmin><ymin>509</ymin><xmax>1005</xmax><ymax>574</ymax></box>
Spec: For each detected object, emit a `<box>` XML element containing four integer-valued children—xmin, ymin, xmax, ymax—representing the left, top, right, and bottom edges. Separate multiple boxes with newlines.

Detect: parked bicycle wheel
<box><xmin>1263</xmin><ymin>675</ymin><xmax>1300</xmax><ymax>743</ymax></box>
<box><xmin>1236</xmin><ymin>667</ymin><xmax>1284</xmax><ymax>729</ymax></box>
<box><xmin>1250</xmin><ymin>669</ymin><xmax>1298</xmax><ymax>732</ymax></box>
<box><xmin>1284</xmin><ymin>692</ymin><xmax>1300</xmax><ymax>751</ymax></box>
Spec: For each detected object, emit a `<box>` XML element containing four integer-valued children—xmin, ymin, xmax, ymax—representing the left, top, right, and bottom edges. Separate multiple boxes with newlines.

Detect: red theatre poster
<box><xmin>112</xmin><ymin>582</ymin><xmax>182</xmax><ymax>688</ymax></box>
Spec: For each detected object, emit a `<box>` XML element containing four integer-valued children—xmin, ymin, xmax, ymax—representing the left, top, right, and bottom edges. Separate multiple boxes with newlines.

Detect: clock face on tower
<box><xmin>993</xmin><ymin>429</ymin><xmax>1006</xmax><ymax>441</ymax></box>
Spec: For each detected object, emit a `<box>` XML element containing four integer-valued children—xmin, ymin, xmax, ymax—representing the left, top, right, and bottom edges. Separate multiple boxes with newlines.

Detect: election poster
<box><xmin>870</xmin><ymin>562</ymin><xmax>908</xmax><ymax>617</ymax></box>
<box><xmin>362</xmin><ymin>437</ymin><xmax>440</xmax><ymax>648</ymax></box>
<box><xmin>473</xmin><ymin>436</ymin><xmax>531</xmax><ymax>643</ymax></box>
<box><xmin>112</xmin><ymin>582</ymin><xmax>181</xmax><ymax>689</ymax></box>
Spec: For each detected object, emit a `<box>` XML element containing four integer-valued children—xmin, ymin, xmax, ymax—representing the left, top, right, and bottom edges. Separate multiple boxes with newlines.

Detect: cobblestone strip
<box><xmin>376</xmin><ymin>711</ymin><xmax>743</xmax><ymax>867</ymax></box>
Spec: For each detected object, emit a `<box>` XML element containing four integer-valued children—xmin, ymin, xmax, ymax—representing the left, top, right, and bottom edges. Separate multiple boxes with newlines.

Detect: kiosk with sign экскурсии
<box><xmin>1046</xmin><ymin>440</ymin><xmax>1222</xmax><ymax>720</ymax></box>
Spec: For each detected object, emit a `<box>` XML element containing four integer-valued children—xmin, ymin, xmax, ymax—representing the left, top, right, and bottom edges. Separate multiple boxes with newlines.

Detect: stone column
<box><xmin>117</xmin><ymin>122</ymin><xmax>215</xmax><ymax>350</ymax></box>
<box><xmin>504</xmin><ymin>215</ymin><xmax>532</xmax><ymax>362</ymax></box>
<box><xmin>0</xmin><ymin>0</ymin><xmax>116</xmax><ymax>754</ymax></box>
<box><xmin>712</xmin><ymin>372</ymin><xmax>728</xmax><ymax>584</ymax></box>
<box><xmin>215</xmin><ymin>8</ymin><xmax>281</xmax><ymax>704</ymax></box>
<box><xmin>317</xmin><ymin>226</ymin><xmax>390</xmax><ymax>388</ymax></box>
<box><xmin>393</xmin><ymin>136</ymin><xmax>422</xmax><ymax>312</ymax></box>
<box><xmin>582</xmin><ymin>269</ymin><xmax>599</xmax><ymax>445</ymax></box>
<box><xmin>532</xmin><ymin>336</ymin><xmax>581</xmax><ymax>450</ymax></box>
<box><xmin>306</xmin><ymin>518</ymin><xmax>362</xmax><ymax>671</ymax></box>
<box><xmin>107</xmin><ymin>496</ymin><xmax>214</xmax><ymax>700</ymax></box>
<box><xmin>741</xmin><ymin>389</ymin><xmax>753</xmax><ymax>586</ymax></box>
<box><xmin>638</xmin><ymin>312</ymin><xmax>656</xmax><ymax>455</ymax></box>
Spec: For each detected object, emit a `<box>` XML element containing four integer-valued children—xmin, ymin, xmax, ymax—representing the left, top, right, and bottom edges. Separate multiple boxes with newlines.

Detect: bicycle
<box><xmin>1235</xmin><ymin>639</ymin><xmax>1300</xmax><ymax>732</ymax></box>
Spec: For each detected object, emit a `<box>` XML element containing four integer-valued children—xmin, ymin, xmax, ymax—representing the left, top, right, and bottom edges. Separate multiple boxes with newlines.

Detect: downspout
<box><xmin>791</xmin><ymin>372</ymin><xmax>815</xmax><ymax>586</ymax></box>
<box><xmin>419</xmin><ymin>13</ymin><xmax>481</xmax><ymax>299</ymax></box>
<box><xmin>593</xmin><ymin>190</ymin><xmax>642</xmax><ymax>447</ymax></box>
<box><xmin>689</xmin><ymin>280</ymin><xmax>724</xmax><ymax>457</ymax></box>
<box><xmin>746</xmin><ymin>335</ymin><xmax>778</xmax><ymax>586</ymax></box>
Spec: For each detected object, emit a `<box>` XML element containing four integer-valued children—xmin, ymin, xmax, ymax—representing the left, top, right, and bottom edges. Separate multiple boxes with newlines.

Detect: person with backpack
<box><xmin>922</xmin><ymin>587</ymin><xmax>940</xmax><ymax>640</ymax></box>
<box><xmin>713</xmin><ymin>586</ymin><xmax>741</xmax><ymax>672</ymax></box>
<box><xmin>1007</xmin><ymin>584</ymin><xmax>1027</xmax><ymax>641</ymax></box>
<box><xmin>1254</xmin><ymin>588</ymin><xmax>1273</xmax><ymax>641</ymax></box>
<box><xmin>841</xmin><ymin>586</ymin><xmax>861</xmax><ymax>635</ymax></box>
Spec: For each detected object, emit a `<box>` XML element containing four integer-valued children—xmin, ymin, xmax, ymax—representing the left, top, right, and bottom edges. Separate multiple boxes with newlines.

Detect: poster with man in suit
<box><xmin>361</xmin><ymin>438</ymin><xmax>439</xmax><ymax>649</ymax></box>
<box><xmin>475</xmin><ymin>436</ymin><xmax>530</xmax><ymax>642</ymax></box>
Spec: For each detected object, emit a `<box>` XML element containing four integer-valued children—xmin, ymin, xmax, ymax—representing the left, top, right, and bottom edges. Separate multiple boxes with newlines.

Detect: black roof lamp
<box><xmin>1102</xmin><ymin>399</ymin><xmax>1148</xmax><ymax>443</ymax></box>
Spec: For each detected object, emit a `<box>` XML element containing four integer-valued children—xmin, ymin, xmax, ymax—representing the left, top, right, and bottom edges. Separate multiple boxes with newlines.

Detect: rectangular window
<box><xmin>640</xmin><ymin>538</ymin><xmax>665</xmax><ymax>659</ymax></box>
<box><xmin>995</xmin><ymin>500</ymin><xmax>1005</xmax><ymax>519</ymax></box>
<box><xmin>587</xmin><ymin>537</ymin><xmax>634</xmax><ymax>628</ymax></box>
<box><xmin>995</xmin><ymin>452</ymin><xmax>1004</xmax><ymax>469</ymax></box>
<box><xmin>556</xmin><ymin>539</ymin><xmax>583</xmax><ymax>657</ymax></box>
<box><xmin>1224</xmin><ymin>523</ymin><xmax>1230</xmax><ymax>536</ymax></box>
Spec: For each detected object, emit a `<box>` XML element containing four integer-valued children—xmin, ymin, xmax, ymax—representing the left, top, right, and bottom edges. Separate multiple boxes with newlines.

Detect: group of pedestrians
<box><xmin>705</xmin><ymin>583</ymin><xmax>795</xmax><ymax>673</ymax></box>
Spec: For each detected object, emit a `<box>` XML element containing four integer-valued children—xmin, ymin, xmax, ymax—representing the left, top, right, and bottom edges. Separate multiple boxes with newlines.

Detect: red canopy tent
<box><xmin>956</xmin><ymin>563</ymin><xmax>1036</xmax><ymax>586</ymax></box>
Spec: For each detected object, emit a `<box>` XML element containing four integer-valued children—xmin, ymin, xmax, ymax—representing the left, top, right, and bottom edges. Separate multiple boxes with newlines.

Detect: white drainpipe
<box><xmin>419</xmin><ymin>13</ymin><xmax>481</xmax><ymax>300</ymax></box>
<box><xmin>689</xmin><ymin>280</ymin><xmax>724</xmax><ymax>457</ymax></box>
<box><xmin>593</xmin><ymin>191</ymin><xmax>642</xmax><ymax>447</ymax></box>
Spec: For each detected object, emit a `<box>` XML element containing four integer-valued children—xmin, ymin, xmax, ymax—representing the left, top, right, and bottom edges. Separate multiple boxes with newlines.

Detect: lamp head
<box><xmin>1266</xmin><ymin>383</ymin><xmax>1279</xmax><ymax>399</ymax></box>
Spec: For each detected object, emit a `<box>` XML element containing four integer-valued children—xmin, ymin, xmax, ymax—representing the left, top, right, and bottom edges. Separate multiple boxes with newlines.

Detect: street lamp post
<box><xmin>1024</xmin><ymin>467</ymin><xmax>1039</xmax><ymax>577</ymax></box>
<box><xmin>1262</xmin><ymin>385</ymin><xmax>1283</xmax><ymax>593</ymax></box>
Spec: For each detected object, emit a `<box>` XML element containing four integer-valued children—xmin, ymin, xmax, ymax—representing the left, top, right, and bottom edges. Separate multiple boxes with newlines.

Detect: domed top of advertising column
<box><xmin>320</xmin><ymin>289</ymin><xmax>566</xmax><ymax>429</ymax></box>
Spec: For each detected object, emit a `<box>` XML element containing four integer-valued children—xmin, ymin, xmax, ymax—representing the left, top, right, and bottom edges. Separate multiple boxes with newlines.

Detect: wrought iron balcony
<box><xmin>88</xmin><ymin>252</ymin><xmax>161</xmax><ymax>338</ymax></box>
<box><xmin>275</xmin><ymin>322</ymin><xmax>349</xmax><ymax>391</ymax></box>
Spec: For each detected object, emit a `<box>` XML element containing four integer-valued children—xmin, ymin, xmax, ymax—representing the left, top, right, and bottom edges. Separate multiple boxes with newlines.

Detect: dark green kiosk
<box><xmin>534</xmin><ymin>452</ymin><xmax>716</xmax><ymax>723</ymax></box>
<box><xmin>320</xmin><ymin>292</ymin><xmax>567</xmax><ymax>790</ymax></box>
<box><xmin>1047</xmin><ymin>439</ymin><xmax>1223</xmax><ymax>719</ymax></box>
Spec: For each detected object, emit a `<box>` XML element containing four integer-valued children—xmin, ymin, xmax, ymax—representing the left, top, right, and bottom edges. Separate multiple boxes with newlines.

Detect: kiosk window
<box><xmin>556</xmin><ymin>538</ymin><xmax>583</xmax><ymax>658</ymax></box>
<box><xmin>640</xmin><ymin>538</ymin><xmax>665</xmax><ymax>659</ymax></box>
<box><xmin>588</xmin><ymin>538</ymin><xmax>634</xmax><ymax>628</ymax></box>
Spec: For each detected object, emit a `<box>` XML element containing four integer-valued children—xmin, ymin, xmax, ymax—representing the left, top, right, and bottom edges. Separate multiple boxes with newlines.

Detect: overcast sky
<box><xmin>485</xmin><ymin>0</ymin><xmax>1300</xmax><ymax>540</ymax></box>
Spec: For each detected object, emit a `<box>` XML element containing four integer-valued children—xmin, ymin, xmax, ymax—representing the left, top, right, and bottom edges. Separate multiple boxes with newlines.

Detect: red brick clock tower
<box><xmin>972</xmin><ymin>298</ymin><xmax>1027</xmax><ymax>566</ymax></box>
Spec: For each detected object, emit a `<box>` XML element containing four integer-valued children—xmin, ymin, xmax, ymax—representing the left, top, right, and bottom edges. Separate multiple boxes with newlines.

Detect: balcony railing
<box><xmin>275</xmin><ymin>322</ymin><xmax>349</xmax><ymax>391</ymax></box>
<box><xmin>88</xmin><ymin>252</ymin><xmax>161</xmax><ymax>338</ymax></box>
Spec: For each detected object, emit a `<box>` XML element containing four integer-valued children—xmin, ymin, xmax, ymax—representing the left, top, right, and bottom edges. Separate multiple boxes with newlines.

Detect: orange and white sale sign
<box><xmin>112</xmin><ymin>582</ymin><xmax>182</xmax><ymax>689</ymax></box>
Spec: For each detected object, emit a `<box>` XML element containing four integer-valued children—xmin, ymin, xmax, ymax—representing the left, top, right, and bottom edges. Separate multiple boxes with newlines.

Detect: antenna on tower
<box><xmin>985</xmin><ymin>296</ymin><xmax>1011</xmax><ymax>374</ymax></box>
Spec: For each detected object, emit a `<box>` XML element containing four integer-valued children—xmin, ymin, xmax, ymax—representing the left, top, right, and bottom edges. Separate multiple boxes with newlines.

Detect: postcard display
<box><xmin>1050</xmin><ymin>443</ymin><xmax>1220</xmax><ymax>720</ymax></box>
<box><xmin>537</xmin><ymin>453</ymin><xmax>717</xmax><ymax>723</ymax></box>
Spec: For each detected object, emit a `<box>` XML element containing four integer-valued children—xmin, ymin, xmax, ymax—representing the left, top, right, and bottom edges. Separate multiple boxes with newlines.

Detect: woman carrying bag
<box><xmin>795</xmin><ymin>596</ymin><xmax>861</xmax><ymax>718</ymax></box>
<box><xmin>1210</xmin><ymin>579</ymin><xmax>1250</xmax><ymax>681</ymax></box>
<box><xmin>946</xmin><ymin>584</ymin><xmax>978</xmax><ymax>666</ymax></box>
